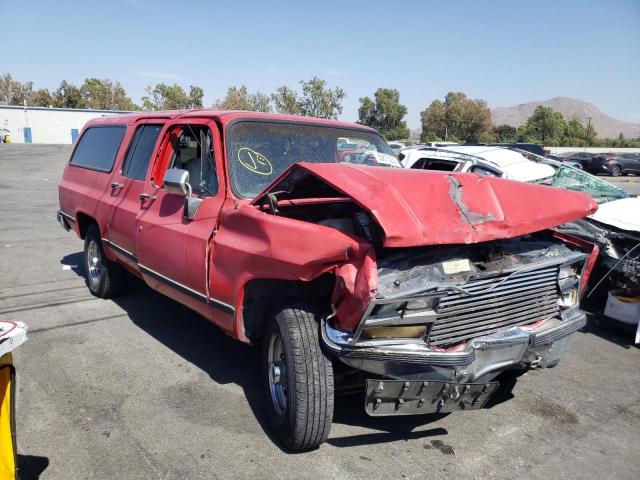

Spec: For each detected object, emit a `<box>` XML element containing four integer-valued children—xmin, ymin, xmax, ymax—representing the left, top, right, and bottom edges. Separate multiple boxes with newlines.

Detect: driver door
<box><xmin>134</xmin><ymin>119</ymin><xmax>228</xmax><ymax>322</ymax></box>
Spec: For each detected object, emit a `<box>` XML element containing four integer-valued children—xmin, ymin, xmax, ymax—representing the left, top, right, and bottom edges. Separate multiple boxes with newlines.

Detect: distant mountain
<box><xmin>491</xmin><ymin>97</ymin><xmax>640</xmax><ymax>139</ymax></box>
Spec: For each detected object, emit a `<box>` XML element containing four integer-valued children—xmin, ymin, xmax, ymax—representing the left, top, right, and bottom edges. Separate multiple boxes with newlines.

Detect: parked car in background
<box><xmin>58</xmin><ymin>110</ymin><xmax>599</xmax><ymax>450</ymax></box>
<box><xmin>386</xmin><ymin>141</ymin><xmax>417</xmax><ymax>152</ymax></box>
<box><xmin>587</xmin><ymin>152</ymin><xmax>640</xmax><ymax>176</ymax></box>
<box><xmin>561</xmin><ymin>151</ymin><xmax>597</xmax><ymax>169</ymax></box>
<box><xmin>402</xmin><ymin>145</ymin><xmax>556</xmax><ymax>182</ymax></box>
<box><xmin>548</xmin><ymin>153</ymin><xmax>582</xmax><ymax>169</ymax></box>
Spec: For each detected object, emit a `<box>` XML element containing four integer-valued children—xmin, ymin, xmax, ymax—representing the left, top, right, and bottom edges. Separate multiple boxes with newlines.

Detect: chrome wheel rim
<box><xmin>87</xmin><ymin>240</ymin><xmax>103</xmax><ymax>286</ymax></box>
<box><xmin>267</xmin><ymin>331</ymin><xmax>287</xmax><ymax>416</ymax></box>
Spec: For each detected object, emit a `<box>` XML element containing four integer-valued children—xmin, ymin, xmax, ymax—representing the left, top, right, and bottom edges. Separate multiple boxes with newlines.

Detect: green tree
<box><xmin>214</xmin><ymin>85</ymin><xmax>272</xmax><ymax>112</ymax></box>
<box><xmin>272</xmin><ymin>77</ymin><xmax>345</xmax><ymax>119</ymax></box>
<box><xmin>0</xmin><ymin>73</ymin><xmax>14</xmax><ymax>103</ymax></box>
<box><xmin>520</xmin><ymin>106</ymin><xmax>567</xmax><ymax>144</ymax></box>
<box><xmin>563</xmin><ymin>118</ymin><xmax>587</xmax><ymax>146</ymax></box>
<box><xmin>79</xmin><ymin>78</ymin><xmax>136</xmax><ymax>110</ymax></box>
<box><xmin>53</xmin><ymin>81</ymin><xmax>86</xmax><ymax>108</ymax></box>
<box><xmin>420</xmin><ymin>92</ymin><xmax>491</xmax><ymax>142</ymax></box>
<box><xmin>299</xmin><ymin>76</ymin><xmax>345</xmax><ymax>119</ymax></box>
<box><xmin>494</xmin><ymin>124</ymin><xmax>517</xmax><ymax>142</ymax></box>
<box><xmin>188</xmin><ymin>86</ymin><xmax>204</xmax><ymax>109</ymax></box>
<box><xmin>419</xmin><ymin>99</ymin><xmax>446</xmax><ymax>140</ymax></box>
<box><xmin>0</xmin><ymin>73</ymin><xmax>35</xmax><ymax>105</ymax></box>
<box><xmin>31</xmin><ymin>88</ymin><xmax>53</xmax><ymax>107</ymax></box>
<box><xmin>141</xmin><ymin>83</ymin><xmax>204</xmax><ymax>110</ymax></box>
<box><xmin>357</xmin><ymin>88</ymin><xmax>410</xmax><ymax>140</ymax></box>
<box><xmin>271</xmin><ymin>86</ymin><xmax>302</xmax><ymax>115</ymax></box>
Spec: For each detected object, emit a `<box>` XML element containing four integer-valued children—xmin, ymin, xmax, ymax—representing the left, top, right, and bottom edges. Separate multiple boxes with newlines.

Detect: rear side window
<box><xmin>122</xmin><ymin>125</ymin><xmax>163</xmax><ymax>180</ymax></box>
<box><xmin>471</xmin><ymin>165</ymin><xmax>501</xmax><ymax>177</ymax></box>
<box><xmin>70</xmin><ymin>126</ymin><xmax>126</xmax><ymax>172</ymax></box>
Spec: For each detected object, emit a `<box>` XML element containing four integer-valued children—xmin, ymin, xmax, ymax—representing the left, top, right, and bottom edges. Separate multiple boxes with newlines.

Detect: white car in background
<box><xmin>400</xmin><ymin>145</ymin><xmax>555</xmax><ymax>182</ymax></box>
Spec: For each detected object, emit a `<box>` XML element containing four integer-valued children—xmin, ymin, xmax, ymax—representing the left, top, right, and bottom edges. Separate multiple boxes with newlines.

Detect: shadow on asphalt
<box><xmin>17</xmin><ymin>455</ymin><xmax>49</xmax><ymax>480</ymax></box>
<box><xmin>581</xmin><ymin>313</ymin><xmax>639</xmax><ymax>349</ymax></box>
<box><xmin>329</xmin><ymin>393</ymin><xmax>448</xmax><ymax>447</ymax></box>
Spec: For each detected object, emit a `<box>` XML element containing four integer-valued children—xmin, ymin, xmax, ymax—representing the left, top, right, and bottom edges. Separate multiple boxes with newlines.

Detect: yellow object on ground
<box><xmin>0</xmin><ymin>352</ymin><xmax>16</xmax><ymax>480</ymax></box>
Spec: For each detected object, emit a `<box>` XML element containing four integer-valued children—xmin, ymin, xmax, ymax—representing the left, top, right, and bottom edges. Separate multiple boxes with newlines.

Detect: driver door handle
<box><xmin>111</xmin><ymin>182</ymin><xmax>123</xmax><ymax>189</ymax></box>
<box><xmin>139</xmin><ymin>192</ymin><xmax>156</xmax><ymax>201</ymax></box>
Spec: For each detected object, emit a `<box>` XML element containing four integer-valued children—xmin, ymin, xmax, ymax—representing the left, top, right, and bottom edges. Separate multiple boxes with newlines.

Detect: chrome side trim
<box><xmin>101</xmin><ymin>238</ymin><xmax>138</xmax><ymax>262</ymax></box>
<box><xmin>138</xmin><ymin>263</ymin><xmax>235</xmax><ymax>315</ymax></box>
<box><xmin>101</xmin><ymin>237</ymin><xmax>234</xmax><ymax>315</ymax></box>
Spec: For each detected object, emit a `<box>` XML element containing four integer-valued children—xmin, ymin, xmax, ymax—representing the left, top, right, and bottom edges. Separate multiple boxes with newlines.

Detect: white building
<box><xmin>0</xmin><ymin>105</ymin><xmax>130</xmax><ymax>144</ymax></box>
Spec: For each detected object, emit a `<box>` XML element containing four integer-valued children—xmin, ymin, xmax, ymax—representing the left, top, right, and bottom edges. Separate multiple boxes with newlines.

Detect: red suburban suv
<box><xmin>58</xmin><ymin>110</ymin><xmax>599</xmax><ymax>450</ymax></box>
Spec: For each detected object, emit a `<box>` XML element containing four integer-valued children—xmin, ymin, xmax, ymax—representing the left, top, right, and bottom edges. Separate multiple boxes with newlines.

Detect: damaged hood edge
<box><xmin>253</xmin><ymin>163</ymin><xmax>599</xmax><ymax>247</ymax></box>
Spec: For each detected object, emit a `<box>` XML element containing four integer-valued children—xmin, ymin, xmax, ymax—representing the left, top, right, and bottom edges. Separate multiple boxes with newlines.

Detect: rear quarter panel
<box><xmin>58</xmin><ymin>124</ymin><xmax>134</xmax><ymax>242</ymax></box>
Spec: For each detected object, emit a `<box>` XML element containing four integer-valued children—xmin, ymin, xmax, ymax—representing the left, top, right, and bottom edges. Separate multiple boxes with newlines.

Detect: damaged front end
<box><xmin>250</xmin><ymin>163</ymin><xmax>598</xmax><ymax>415</ymax></box>
<box><xmin>322</xmin><ymin>236</ymin><xmax>588</xmax><ymax>381</ymax></box>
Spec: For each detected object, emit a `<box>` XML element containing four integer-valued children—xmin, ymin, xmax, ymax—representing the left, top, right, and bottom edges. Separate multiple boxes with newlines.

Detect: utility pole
<box><xmin>444</xmin><ymin>124</ymin><xmax>448</xmax><ymax>142</ymax></box>
<box><xmin>585</xmin><ymin>116</ymin><xmax>593</xmax><ymax>150</ymax></box>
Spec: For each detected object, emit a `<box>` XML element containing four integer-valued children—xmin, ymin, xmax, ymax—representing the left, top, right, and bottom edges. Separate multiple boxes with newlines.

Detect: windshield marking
<box><xmin>237</xmin><ymin>147</ymin><xmax>273</xmax><ymax>175</ymax></box>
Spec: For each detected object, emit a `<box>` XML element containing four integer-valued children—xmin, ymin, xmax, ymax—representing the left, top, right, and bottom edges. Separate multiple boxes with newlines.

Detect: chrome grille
<box><xmin>428</xmin><ymin>265</ymin><xmax>560</xmax><ymax>347</ymax></box>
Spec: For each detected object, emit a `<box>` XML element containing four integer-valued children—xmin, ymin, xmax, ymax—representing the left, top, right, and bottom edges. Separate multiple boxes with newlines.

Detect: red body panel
<box><xmin>58</xmin><ymin>110</ymin><xmax>599</xmax><ymax>342</ymax></box>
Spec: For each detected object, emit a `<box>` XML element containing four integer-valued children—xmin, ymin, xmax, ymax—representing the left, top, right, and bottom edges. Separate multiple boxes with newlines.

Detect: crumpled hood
<box><xmin>589</xmin><ymin>197</ymin><xmax>640</xmax><ymax>232</ymax></box>
<box><xmin>253</xmin><ymin>163</ymin><xmax>599</xmax><ymax>247</ymax></box>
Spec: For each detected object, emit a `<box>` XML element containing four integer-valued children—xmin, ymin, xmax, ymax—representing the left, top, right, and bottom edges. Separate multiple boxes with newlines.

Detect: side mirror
<box><xmin>164</xmin><ymin>169</ymin><xmax>191</xmax><ymax>197</ymax></box>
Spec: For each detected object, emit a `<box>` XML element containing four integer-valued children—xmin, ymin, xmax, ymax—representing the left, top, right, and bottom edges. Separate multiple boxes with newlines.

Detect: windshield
<box><xmin>227</xmin><ymin>121</ymin><xmax>398</xmax><ymax>198</ymax></box>
<box><xmin>551</xmin><ymin>165</ymin><xmax>629</xmax><ymax>203</ymax></box>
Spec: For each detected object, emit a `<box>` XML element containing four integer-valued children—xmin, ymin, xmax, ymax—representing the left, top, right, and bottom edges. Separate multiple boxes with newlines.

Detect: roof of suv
<box><xmin>83</xmin><ymin>109</ymin><xmax>377</xmax><ymax>132</ymax></box>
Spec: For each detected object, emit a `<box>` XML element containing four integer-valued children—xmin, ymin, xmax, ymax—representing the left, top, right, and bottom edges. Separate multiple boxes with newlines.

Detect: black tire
<box><xmin>262</xmin><ymin>302</ymin><xmax>334</xmax><ymax>451</ymax></box>
<box><xmin>83</xmin><ymin>223</ymin><xmax>126</xmax><ymax>298</ymax></box>
<box><xmin>610</xmin><ymin>164</ymin><xmax>622</xmax><ymax>176</ymax></box>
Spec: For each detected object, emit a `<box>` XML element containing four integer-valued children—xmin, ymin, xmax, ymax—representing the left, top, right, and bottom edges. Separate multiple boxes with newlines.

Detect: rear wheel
<box><xmin>610</xmin><ymin>164</ymin><xmax>622</xmax><ymax>176</ymax></box>
<box><xmin>83</xmin><ymin>224</ymin><xmax>126</xmax><ymax>298</ymax></box>
<box><xmin>262</xmin><ymin>302</ymin><xmax>334</xmax><ymax>451</ymax></box>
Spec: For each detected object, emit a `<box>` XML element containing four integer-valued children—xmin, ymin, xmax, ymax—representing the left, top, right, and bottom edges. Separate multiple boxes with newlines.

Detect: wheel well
<box><xmin>242</xmin><ymin>274</ymin><xmax>335</xmax><ymax>340</ymax></box>
<box><xmin>76</xmin><ymin>212</ymin><xmax>97</xmax><ymax>239</ymax></box>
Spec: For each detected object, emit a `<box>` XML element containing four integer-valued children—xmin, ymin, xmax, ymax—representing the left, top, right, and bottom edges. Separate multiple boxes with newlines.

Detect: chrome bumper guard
<box><xmin>321</xmin><ymin>308</ymin><xmax>586</xmax><ymax>369</ymax></box>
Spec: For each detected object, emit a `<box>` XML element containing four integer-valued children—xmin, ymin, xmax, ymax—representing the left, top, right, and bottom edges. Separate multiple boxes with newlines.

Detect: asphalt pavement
<box><xmin>1</xmin><ymin>144</ymin><xmax>639</xmax><ymax>480</ymax></box>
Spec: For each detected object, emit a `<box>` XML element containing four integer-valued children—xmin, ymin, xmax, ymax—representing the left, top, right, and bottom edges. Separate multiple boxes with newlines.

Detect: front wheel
<box><xmin>610</xmin><ymin>165</ymin><xmax>622</xmax><ymax>176</ymax></box>
<box><xmin>83</xmin><ymin>224</ymin><xmax>126</xmax><ymax>298</ymax></box>
<box><xmin>262</xmin><ymin>302</ymin><xmax>334</xmax><ymax>451</ymax></box>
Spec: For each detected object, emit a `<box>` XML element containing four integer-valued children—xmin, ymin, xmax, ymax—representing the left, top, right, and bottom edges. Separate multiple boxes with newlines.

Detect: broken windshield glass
<box><xmin>551</xmin><ymin>165</ymin><xmax>628</xmax><ymax>204</ymax></box>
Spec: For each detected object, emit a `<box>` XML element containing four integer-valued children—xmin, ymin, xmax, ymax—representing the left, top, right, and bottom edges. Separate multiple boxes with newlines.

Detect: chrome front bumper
<box><xmin>57</xmin><ymin>210</ymin><xmax>74</xmax><ymax>231</ymax></box>
<box><xmin>321</xmin><ymin>307</ymin><xmax>586</xmax><ymax>382</ymax></box>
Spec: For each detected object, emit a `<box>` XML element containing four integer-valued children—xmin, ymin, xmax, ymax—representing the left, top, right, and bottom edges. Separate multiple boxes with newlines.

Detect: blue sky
<box><xmin>2</xmin><ymin>0</ymin><xmax>639</xmax><ymax>128</ymax></box>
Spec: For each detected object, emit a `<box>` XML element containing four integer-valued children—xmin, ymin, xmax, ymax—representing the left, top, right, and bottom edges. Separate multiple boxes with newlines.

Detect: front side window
<box><xmin>168</xmin><ymin>125</ymin><xmax>218</xmax><ymax>197</ymax></box>
<box><xmin>227</xmin><ymin>121</ymin><xmax>398</xmax><ymax>198</ymax></box>
<box><xmin>122</xmin><ymin>124</ymin><xmax>163</xmax><ymax>180</ymax></box>
<box><xmin>69</xmin><ymin>126</ymin><xmax>126</xmax><ymax>172</ymax></box>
